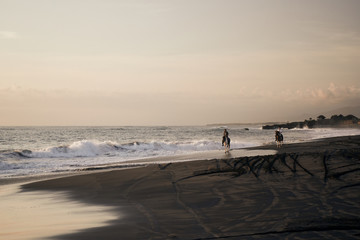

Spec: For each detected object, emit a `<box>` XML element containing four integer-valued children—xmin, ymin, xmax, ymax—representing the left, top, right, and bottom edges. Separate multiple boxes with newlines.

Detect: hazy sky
<box><xmin>1</xmin><ymin>0</ymin><xmax>360</xmax><ymax>125</ymax></box>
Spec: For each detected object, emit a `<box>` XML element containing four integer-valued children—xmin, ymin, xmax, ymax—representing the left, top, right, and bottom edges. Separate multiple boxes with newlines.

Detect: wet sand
<box><xmin>0</xmin><ymin>184</ymin><xmax>118</xmax><ymax>240</ymax></box>
<box><xmin>9</xmin><ymin>135</ymin><xmax>360</xmax><ymax>239</ymax></box>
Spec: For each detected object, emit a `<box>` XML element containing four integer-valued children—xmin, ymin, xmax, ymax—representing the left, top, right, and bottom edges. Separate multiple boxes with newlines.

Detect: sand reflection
<box><xmin>0</xmin><ymin>184</ymin><xmax>118</xmax><ymax>240</ymax></box>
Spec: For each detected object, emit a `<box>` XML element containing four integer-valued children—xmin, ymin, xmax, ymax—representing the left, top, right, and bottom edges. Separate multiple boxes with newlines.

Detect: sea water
<box><xmin>1</xmin><ymin>125</ymin><xmax>360</xmax><ymax>178</ymax></box>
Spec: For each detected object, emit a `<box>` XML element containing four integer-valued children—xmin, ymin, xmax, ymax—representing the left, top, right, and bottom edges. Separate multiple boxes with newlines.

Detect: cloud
<box><xmin>1</xmin><ymin>84</ymin><xmax>359</xmax><ymax>125</ymax></box>
<box><xmin>310</xmin><ymin>83</ymin><xmax>360</xmax><ymax>102</ymax></box>
<box><xmin>280</xmin><ymin>83</ymin><xmax>360</xmax><ymax>104</ymax></box>
<box><xmin>0</xmin><ymin>31</ymin><xmax>18</xmax><ymax>39</ymax></box>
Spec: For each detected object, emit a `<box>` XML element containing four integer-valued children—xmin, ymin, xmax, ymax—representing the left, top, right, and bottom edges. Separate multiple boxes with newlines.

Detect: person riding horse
<box><xmin>275</xmin><ymin>128</ymin><xmax>283</xmax><ymax>147</ymax></box>
<box><xmin>222</xmin><ymin>129</ymin><xmax>231</xmax><ymax>152</ymax></box>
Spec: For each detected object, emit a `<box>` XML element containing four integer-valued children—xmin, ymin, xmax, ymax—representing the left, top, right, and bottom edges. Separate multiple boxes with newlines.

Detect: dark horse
<box><xmin>275</xmin><ymin>130</ymin><xmax>283</xmax><ymax>148</ymax></box>
<box><xmin>222</xmin><ymin>136</ymin><xmax>231</xmax><ymax>153</ymax></box>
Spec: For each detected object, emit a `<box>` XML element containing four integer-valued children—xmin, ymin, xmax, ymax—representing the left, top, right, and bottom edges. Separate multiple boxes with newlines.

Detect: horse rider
<box><xmin>222</xmin><ymin>129</ymin><xmax>230</xmax><ymax>148</ymax></box>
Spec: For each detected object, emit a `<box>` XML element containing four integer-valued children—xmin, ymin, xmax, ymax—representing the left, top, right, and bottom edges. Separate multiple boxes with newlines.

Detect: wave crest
<box><xmin>23</xmin><ymin>140</ymin><xmax>119</xmax><ymax>158</ymax></box>
<box><xmin>3</xmin><ymin>139</ymin><xmax>255</xmax><ymax>160</ymax></box>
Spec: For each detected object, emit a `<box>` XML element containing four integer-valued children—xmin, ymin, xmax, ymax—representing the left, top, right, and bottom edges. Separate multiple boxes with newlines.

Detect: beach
<box><xmin>3</xmin><ymin>135</ymin><xmax>360</xmax><ymax>239</ymax></box>
<box><xmin>3</xmin><ymin>0</ymin><xmax>360</xmax><ymax>239</ymax></box>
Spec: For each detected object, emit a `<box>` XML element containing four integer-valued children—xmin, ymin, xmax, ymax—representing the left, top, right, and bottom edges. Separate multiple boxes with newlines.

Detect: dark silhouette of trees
<box><xmin>263</xmin><ymin>114</ymin><xmax>359</xmax><ymax>129</ymax></box>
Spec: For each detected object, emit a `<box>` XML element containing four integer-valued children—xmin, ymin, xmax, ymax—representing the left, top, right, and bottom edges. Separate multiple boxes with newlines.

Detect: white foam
<box><xmin>19</xmin><ymin>139</ymin><xmax>257</xmax><ymax>160</ymax></box>
<box><xmin>24</xmin><ymin>140</ymin><xmax>119</xmax><ymax>158</ymax></box>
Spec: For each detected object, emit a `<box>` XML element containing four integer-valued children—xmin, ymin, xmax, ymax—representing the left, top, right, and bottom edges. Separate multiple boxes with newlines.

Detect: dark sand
<box><xmin>20</xmin><ymin>135</ymin><xmax>360</xmax><ymax>239</ymax></box>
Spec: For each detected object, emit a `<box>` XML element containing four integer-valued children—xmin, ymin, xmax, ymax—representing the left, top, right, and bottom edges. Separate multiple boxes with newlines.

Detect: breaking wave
<box><xmin>1</xmin><ymin>139</ymin><xmax>256</xmax><ymax>160</ymax></box>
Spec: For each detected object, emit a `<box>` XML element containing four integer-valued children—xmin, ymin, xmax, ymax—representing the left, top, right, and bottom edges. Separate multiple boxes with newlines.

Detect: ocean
<box><xmin>1</xmin><ymin>125</ymin><xmax>360</xmax><ymax>179</ymax></box>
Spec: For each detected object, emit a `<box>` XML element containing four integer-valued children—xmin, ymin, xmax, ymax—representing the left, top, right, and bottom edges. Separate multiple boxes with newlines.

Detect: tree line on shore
<box><xmin>262</xmin><ymin>114</ymin><xmax>360</xmax><ymax>129</ymax></box>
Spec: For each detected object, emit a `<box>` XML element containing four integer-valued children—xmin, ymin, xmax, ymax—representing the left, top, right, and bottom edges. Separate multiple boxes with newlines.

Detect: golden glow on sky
<box><xmin>1</xmin><ymin>0</ymin><xmax>360</xmax><ymax>125</ymax></box>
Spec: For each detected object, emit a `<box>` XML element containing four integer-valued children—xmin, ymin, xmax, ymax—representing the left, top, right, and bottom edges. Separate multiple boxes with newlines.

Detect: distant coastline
<box><xmin>262</xmin><ymin>114</ymin><xmax>360</xmax><ymax>129</ymax></box>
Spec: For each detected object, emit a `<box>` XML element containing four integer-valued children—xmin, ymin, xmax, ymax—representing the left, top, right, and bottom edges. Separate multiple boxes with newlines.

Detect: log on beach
<box><xmin>22</xmin><ymin>136</ymin><xmax>360</xmax><ymax>239</ymax></box>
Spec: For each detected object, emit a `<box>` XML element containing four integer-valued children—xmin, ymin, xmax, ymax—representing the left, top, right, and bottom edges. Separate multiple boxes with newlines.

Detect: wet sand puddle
<box><xmin>0</xmin><ymin>184</ymin><xmax>119</xmax><ymax>240</ymax></box>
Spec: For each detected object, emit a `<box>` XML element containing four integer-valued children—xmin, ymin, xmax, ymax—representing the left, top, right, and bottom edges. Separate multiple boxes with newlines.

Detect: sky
<box><xmin>1</xmin><ymin>0</ymin><xmax>360</xmax><ymax>126</ymax></box>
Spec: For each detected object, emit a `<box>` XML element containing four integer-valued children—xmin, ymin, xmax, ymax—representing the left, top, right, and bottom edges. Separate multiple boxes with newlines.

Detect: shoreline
<box><xmin>0</xmin><ymin>148</ymin><xmax>277</xmax><ymax>186</ymax></box>
<box><xmin>2</xmin><ymin>134</ymin><xmax>357</xmax><ymax>186</ymax></box>
<box><xmin>248</xmin><ymin>134</ymin><xmax>360</xmax><ymax>153</ymax></box>
<box><xmin>2</xmin><ymin>128</ymin><xmax>360</xmax><ymax>183</ymax></box>
<box><xmin>3</xmin><ymin>135</ymin><xmax>360</xmax><ymax>239</ymax></box>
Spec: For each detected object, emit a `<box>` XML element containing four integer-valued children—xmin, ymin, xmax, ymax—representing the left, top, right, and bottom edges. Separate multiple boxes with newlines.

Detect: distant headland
<box><xmin>262</xmin><ymin>114</ymin><xmax>360</xmax><ymax>129</ymax></box>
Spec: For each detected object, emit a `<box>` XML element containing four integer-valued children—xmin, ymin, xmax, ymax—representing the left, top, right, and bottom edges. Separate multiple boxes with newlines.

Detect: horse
<box><xmin>222</xmin><ymin>136</ymin><xmax>231</xmax><ymax>153</ymax></box>
<box><xmin>275</xmin><ymin>130</ymin><xmax>283</xmax><ymax>148</ymax></box>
